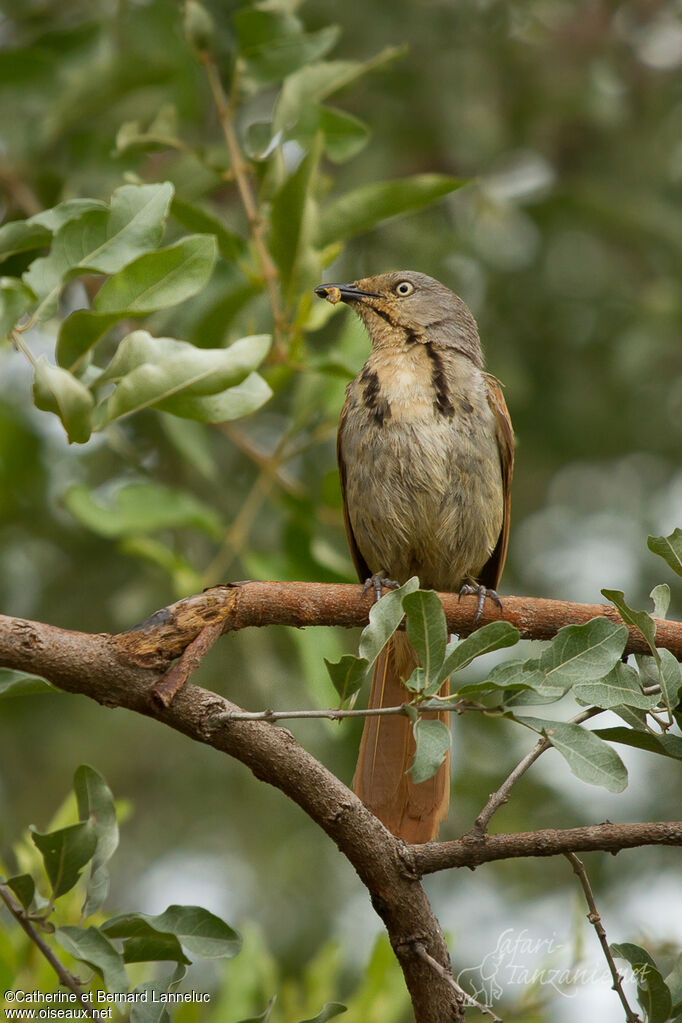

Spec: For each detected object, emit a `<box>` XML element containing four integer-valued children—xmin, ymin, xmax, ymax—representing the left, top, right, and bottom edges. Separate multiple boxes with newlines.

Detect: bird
<box><xmin>314</xmin><ymin>271</ymin><xmax>514</xmax><ymax>843</ymax></box>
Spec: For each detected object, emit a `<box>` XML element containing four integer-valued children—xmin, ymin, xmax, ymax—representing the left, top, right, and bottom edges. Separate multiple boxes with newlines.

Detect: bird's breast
<box><xmin>340</xmin><ymin>346</ymin><xmax>504</xmax><ymax>590</ymax></box>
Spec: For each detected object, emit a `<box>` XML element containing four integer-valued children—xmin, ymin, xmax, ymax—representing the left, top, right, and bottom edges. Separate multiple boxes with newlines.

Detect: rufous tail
<box><xmin>352</xmin><ymin>631</ymin><xmax>450</xmax><ymax>843</ymax></box>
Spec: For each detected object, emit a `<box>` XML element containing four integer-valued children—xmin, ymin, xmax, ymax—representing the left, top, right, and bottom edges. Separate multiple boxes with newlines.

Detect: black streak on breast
<box><xmin>360</xmin><ymin>366</ymin><xmax>391</xmax><ymax>425</ymax></box>
<box><xmin>425</xmin><ymin>345</ymin><xmax>455</xmax><ymax>418</ymax></box>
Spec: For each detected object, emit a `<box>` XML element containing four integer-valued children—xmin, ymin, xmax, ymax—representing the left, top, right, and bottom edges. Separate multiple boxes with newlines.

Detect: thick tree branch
<box><xmin>108</xmin><ymin>582</ymin><xmax>682</xmax><ymax>670</ymax></box>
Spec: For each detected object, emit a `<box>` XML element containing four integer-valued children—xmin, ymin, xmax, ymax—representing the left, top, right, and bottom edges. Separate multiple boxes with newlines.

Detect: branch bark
<box><xmin>108</xmin><ymin>582</ymin><xmax>682</xmax><ymax>670</ymax></box>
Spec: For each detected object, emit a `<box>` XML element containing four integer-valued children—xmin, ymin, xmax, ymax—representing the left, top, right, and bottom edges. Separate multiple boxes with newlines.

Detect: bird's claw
<box><xmin>362</xmin><ymin>573</ymin><xmax>400</xmax><ymax>602</ymax></box>
<box><xmin>458</xmin><ymin>582</ymin><xmax>503</xmax><ymax>626</ymax></box>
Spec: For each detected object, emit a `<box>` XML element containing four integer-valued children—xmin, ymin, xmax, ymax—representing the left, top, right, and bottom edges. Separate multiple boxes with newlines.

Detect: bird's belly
<box><xmin>341</xmin><ymin>411</ymin><xmax>504</xmax><ymax>592</ymax></box>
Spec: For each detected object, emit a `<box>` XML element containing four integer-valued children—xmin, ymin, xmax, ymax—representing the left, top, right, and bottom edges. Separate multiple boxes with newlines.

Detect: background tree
<box><xmin>0</xmin><ymin>1</ymin><xmax>681</xmax><ymax>1021</ymax></box>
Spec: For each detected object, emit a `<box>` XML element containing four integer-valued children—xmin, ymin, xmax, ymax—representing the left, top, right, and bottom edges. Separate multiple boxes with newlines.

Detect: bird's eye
<box><xmin>395</xmin><ymin>281</ymin><xmax>414</xmax><ymax>297</ymax></box>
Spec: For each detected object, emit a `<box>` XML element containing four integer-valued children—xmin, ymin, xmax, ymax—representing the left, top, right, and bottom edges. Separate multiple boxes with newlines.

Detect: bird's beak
<box><xmin>314</xmin><ymin>283</ymin><xmax>380</xmax><ymax>305</ymax></box>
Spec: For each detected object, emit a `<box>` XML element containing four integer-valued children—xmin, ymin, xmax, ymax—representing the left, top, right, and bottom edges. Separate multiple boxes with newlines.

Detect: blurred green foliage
<box><xmin>0</xmin><ymin>0</ymin><xmax>681</xmax><ymax>1020</ymax></box>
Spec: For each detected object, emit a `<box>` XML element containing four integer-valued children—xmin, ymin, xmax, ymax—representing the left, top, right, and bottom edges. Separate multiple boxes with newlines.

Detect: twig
<box><xmin>0</xmin><ymin>885</ymin><xmax>104</xmax><ymax>1021</ymax></box>
<box><xmin>219</xmin><ymin>703</ymin><xmax>417</xmax><ymax>723</ymax></box>
<box><xmin>564</xmin><ymin>853</ymin><xmax>642</xmax><ymax>1023</ymax></box>
<box><xmin>202</xmin><ymin>55</ymin><xmax>286</xmax><ymax>359</ymax></box>
<box><xmin>150</xmin><ymin>620</ymin><xmax>224</xmax><ymax>707</ymax></box>
<box><xmin>11</xmin><ymin>328</ymin><xmax>37</xmax><ymax>366</ymax></box>
<box><xmin>472</xmin><ymin>707</ymin><xmax>603</xmax><ymax>834</ymax></box>
<box><xmin>413</xmin><ymin>942</ymin><xmax>502</xmax><ymax>1022</ymax></box>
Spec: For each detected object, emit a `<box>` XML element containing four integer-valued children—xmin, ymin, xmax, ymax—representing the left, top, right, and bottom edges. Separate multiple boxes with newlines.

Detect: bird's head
<box><xmin>315</xmin><ymin>270</ymin><xmax>482</xmax><ymax>366</ymax></box>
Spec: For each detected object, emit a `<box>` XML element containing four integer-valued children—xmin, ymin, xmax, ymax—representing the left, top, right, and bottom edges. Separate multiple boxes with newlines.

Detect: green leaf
<box><xmin>30</xmin><ymin>199</ymin><xmax>108</xmax><ymax>232</ymax></box>
<box><xmin>116</xmin><ymin>104</ymin><xmax>183</xmax><ymax>156</ymax></box>
<box><xmin>269</xmin><ymin>138</ymin><xmax>321</xmax><ymax>300</ymax></box>
<box><xmin>234</xmin><ymin>9</ymin><xmax>339</xmax><ymax>86</ymax></box>
<box><xmin>611</xmin><ymin>943</ymin><xmax>672</xmax><ymax>1023</ymax></box>
<box><xmin>99</xmin><ymin>332</ymin><xmax>270</xmax><ymax>423</ymax></box>
<box><xmin>316</xmin><ymin>174</ymin><xmax>465</xmax><ymax>248</ymax></box>
<box><xmin>293</xmin><ymin>105</ymin><xmax>370</xmax><ymax>163</ymax></box>
<box><xmin>274</xmin><ymin>47</ymin><xmax>404</xmax><ymax>132</ymax></box>
<box><xmin>170</xmin><ymin>198</ymin><xmax>245</xmax><ymax>261</ymax></box>
<box><xmin>484</xmin><ymin>658</ymin><xmax>552</xmax><ymax>698</ymax></box>
<box><xmin>237</xmin><ymin>998</ymin><xmax>276</xmax><ymax>1023</ymax></box>
<box><xmin>612</xmin><ymin>704</ymin><xmax>649</xmax><ymax>730</ymax></box>
<box><xmin>602</xmin><ymin>588</ymin><xmax>659</xmax><ymax>661</ymax></box>
<box><xmin>408</xmin><ymin>718</ymin><xmax>450</xmax><ymax>784</ymax></box>
<box><xmin>298</xmin><ymin>1004</ymin><xmax>347</xmax><ymax>1023</ymax></box>
<box><xmin>183</xmin><ymin>0</ymin><xmax>214</xmax><ymax>53</ymax></box>
<box><xmin>325</xmin><ymin>654</ymin><xmax>368</xmax><ymax>702</ymax></box>
<box><xmin>648</xmin><ymin>529</ymin><xmax>682</xmax><ymax>578</ymax></box>
<box><xmin>403</xmin><ymin>590</ymin><xmax>447</xmax><ymax>694</ymax></box>
<box><xmin>520</xmin><ymin>718</ymin><xmax>628</xmax><ymax>792</ymax></box>
<box><xmin>594</xmin><ymin>727</ymin><xmax>682</xmax><ymax>761</ymax></box>
<box><xmin>31</xmin><ymin>820</ymin><xmax>98</xmax><ymax>899</ymax></box>
<box><xmin>93</xmin><ymin>235</ymin><xmax>217</xmax><ymax>314</ymax></box>
<box><xmin>650</xmin><ymin>583</ymin><xmax>671</xmax><ymax>619</ymax></box>
<box><xmin>56</xmin><ymin>310</ymin><xmax>120</xmax><ymax>370</ymax></box>
<box><xmin>33</xmin><ymin>358</ymin><xmax>94</xmax><ymax>444</ymax></box>
<box><xmin>0</xmin><ymin>277</ymin><xmax>35</xmax><ymax>337</ymax></box>
<box><xmin>664</xmin><ymin>954</ymin><xmax>682</xmax><ymax>1011</ymax></box>
<box><xmin>55</xmin><ymin>926</ymin><xmax>129</xmax><ymax>992</ymax></box>
<box><xmin>63</xmin><ymin>481</ymin><xmax>223</xmax><ymax>540</ymax></box>
<box><xmin>537</xmin><ymin>616</ymin><xmax>629</xmax><ymax>689</ymax></box>
<box><xmin>157</xmin><ymin>372</ymin><xmax>272</xmax><ymax>423</ymax></box>
<box><xmin>357</xmin><ymin>578</ymin><xmax>419</xmax><ymax>666</ymax></box>
<box><xmin>130</xmin><ymin>965</ymin><xmax>187</xmax><ymax>1023</ymax></box>
<box><xmin>0</xmin><ymin>668</ymin><xmax>53</xmax><ymax>697</ymax></box>
<box><xmin>0</xmin><ymin>221</ymin><xmax>51</xmax><ymax>260</ymax></box>
<box><xmin>102</xmin><ymin>905</ymin><xmax>242</xmax><ymax>960</ymax></box>
<box><xmin>74</xmin><ymin>766</ymin><xmax>119</xmax><ymax>918</ymax></box>
<box><xmin>23</xmin><ymin>182</ymin><xmax>174</xmax><ymax>319</ymax></box>
<box><xmin>574</xmin><ymin>661</ymin><xmax>658</xmax><ymax>710</ymax></box>
<box><xmin>658</xmin><ymin>648</ymin><xmax>682</xmax><ymax>710</ymax></box>
<box><xmin>441</xmin><ymin>621</ymin><xmax>520</xmax><ymax>685</ymax></box>
<box><xmin>4</xmin><ymin>874</ymin><xmax>38</xmax><ymax>913</ymax></box>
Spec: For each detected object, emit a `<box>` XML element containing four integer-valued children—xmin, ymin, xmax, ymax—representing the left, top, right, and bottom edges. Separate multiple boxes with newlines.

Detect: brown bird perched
<box><xmin>315</xmin><ymin>271</ymin><xmax>514</xmax><ymax>843</ymax></box>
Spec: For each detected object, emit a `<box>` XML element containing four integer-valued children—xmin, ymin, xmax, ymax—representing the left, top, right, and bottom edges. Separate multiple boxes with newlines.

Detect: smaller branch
<box><xmin>219</xmin><ymin>703</ymin><xmax>415</xmax><ymax>723</ymax></box>
<box><xmin>412</xmin><ymin>943</ymin><xmax>501</xmax><ymax>1023</ymax></box>
<box><xmin>411</xmin><ymin>821</ymin><xmax>682</xmax><ymax>875</ymax></box>
<box><xmin>0</xmin><ymin>885</ymin><xmax>104</xmax><ymax>1022</ymax></box>
<box><xmin>564</xmin><ymin>853</ymin><xmax>642</xmax><ymax>1023</ymax></box>
<box><xmin>150</xmin><ymin>620</ymin><xmax>224</xmax><ymax>707</ymax></box>
<box><xmin>202</xmin><ymin>55</ymin><xmax>286</xmax><ymax>358</ymax></box>
<box><xmin>472</xmin><ymin>708</ymin><xmax>602</xmax><ymax>834</ymax></box>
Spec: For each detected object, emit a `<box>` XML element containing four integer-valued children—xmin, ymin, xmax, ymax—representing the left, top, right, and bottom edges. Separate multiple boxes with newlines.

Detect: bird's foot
<box><xmin>362</xmin><ymin>573</ymin><xmax>400</xmax><ymax>602</ymax></box>
<box><xmin>458</xmin><ymin>581</ymin><xmax>503</xmax><ymax>626</ymax></box>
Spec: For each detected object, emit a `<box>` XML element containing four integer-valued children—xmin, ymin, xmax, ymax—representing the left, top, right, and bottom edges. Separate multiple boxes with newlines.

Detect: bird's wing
<box><xmin>479</xmin><ymin>373</ymin><xmax>514</xmax><ymax>589</ymax></box>
<box><xmin>337</xmin><ymin>392</ymin><xmax>371</xmax><ymax>582</ymax></box>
